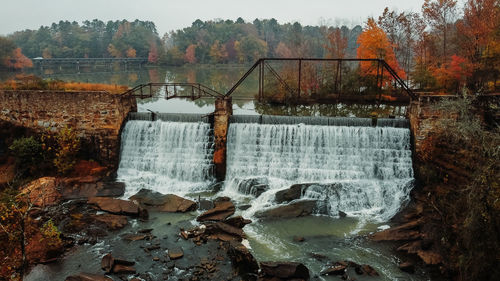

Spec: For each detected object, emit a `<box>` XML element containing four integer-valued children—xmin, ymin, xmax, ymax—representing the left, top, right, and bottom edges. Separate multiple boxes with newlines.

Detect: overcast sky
<box><xmin>0</xmin><ymin>0</ymin><xmax>453</xmax><ymax>36</ymax></box>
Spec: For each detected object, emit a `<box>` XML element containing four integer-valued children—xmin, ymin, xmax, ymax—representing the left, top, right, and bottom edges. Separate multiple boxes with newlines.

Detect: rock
<box><xmin>26</xmin><ymin>231</ymin><xmax>64</xmax><ymax>264</ymax></box>
<box><xmin>129</xmin><ymin>189</ymin><xmax>197</xmax><ymax>212</ymax></box>
<box><xmin>371</xmin><ymin>219</ymin><xmax>423</xmax><ymax>241</ymax></box>
<box><xmin>260</xmin><ymin>261</ymin><xmax>310</xmax><ymax>279</ymax></box>
<box><xmin>399</xmin><ymin>262</ymin><xmax>415</xmax><ymax>273</ymax></box>
<box><xmin>168</xmin><ymin>248</ymin><xmax>184</xmax><ymax>260</ymax></box>
<box><xmin>205</xmin><ymin>222</ymin><xmax>246</xmax><ymax>241</ymax></box>
<box><xmin>101</xmin><ymin>253</ymin><xmax>114</xmax><ymax>273</ymax></box>
<box><xmin>293</xmin><ymin>236</ymin><xmax>305</xmax><ymax>242</ymax></box>
<box><xmin>308</xmin><ymin>253</ymin><xmax>329</xmax><ymax>261</ymax></box>
<box><xmin>123</xmin><ymin>233</ymin><xmax>152</xmax><ymax>241</ymax></box>
<box><xmin>224</xmin><ymin>216</ymin><xmax>252</xmax><ymax>228</ymax></box>
<box><xmin>417</xmin><ymin>250</ymin><xmax>442</xmax><ymax>265</ymax></box>
<box><xmin>256</xmin><ymin>200</ymin><xmax>316</xmax><ymax>219</ymax></box>
<box><xmin>237</xmin><ymin>177</ymin><xmax>269</xmax><ymax>197</ymax></box>
<box><xmin>208</xmin><ymin>182</ymin><xmax>224</xmax><ymax>192</ymax></box>
<box><xmin>198</xmin><ymin>198</ymin><xmax>214</xmax><ymax>210</ymax></box>
<box><xmin>238</xmin><ymin>204</ymin><xmax>252</xmax><ymax>211</ymax></box>
<box><xmin>61</xmin><ymin>178</ymin><xmax>124</xmax><ymax>199</ymax></box>
<box><xmin>88</xmin><ymin>197</ymin><xmax>144</xmax><ymax>216</ymax></box>
<box><xmin>21</xmin><ymin>177</ymin><xmax>61</xmax><ymax>207</ymax></box>
<box><xmin>338</xmin><ymin>210</ymin><xmax>347</xmax><ymax>218</ymax></box>
<box><xmin>359</xmin><ymin>264</ymin><xmax>379</xmax><ymax>276</ymax></box>
<box><xmin>227</xmin><ymin>241</ymin><xmax>259</xmax><ymax>276</ymax></box>
<box><xmin>112</xmin><ymin>264</ymin><xmax>136</xmax><ymax>274</ymax></box>
<box><xmin>197</xmin><ymin>200</ymin><xmax>235</xmax><ymax>222</ymax></box>
<box><xmin>65</xmin><ymin>273</ymin><xmax>113</xmax><ymax>281</ymax></box>
<box><xmin>274</xmin><ymin>184</ymin><xmax>306</xmax><ymax>204</ymax></box>
<box><xmin>93</xmin><ymin>214</ymin><xmax>128</xmax><ymax>230</ymax></box>
<box><xmin>320</xmin><ymin>263</ymin><xmax>347</xmax><ymax>276</ymax></box>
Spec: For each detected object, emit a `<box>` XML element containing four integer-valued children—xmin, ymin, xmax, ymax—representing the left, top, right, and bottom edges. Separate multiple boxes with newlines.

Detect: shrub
<box><xmin>8</xmin><ymin>137</ymin><xmax>42</xmax><ymax>176</ymax></box>
<box><xmin>53</xmin><ymin>127</ymin><xmax>80</xmax><ymax>175</ymax></box>
<box><xmin>40</xmin><ymin>219</ymin><xmax>62</xmax><ymax>247</ymax></box>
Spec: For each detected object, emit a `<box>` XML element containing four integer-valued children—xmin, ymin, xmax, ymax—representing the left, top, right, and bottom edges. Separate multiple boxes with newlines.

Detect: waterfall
<box><xmin>117</xmin><ymin>120</ymin><xmax>215</xmax><ymax>197</ymax></box>
<box><xmin>222</xmin><ymin>122</ymin><xmax>413</xmax><ymax>221</ymax></box>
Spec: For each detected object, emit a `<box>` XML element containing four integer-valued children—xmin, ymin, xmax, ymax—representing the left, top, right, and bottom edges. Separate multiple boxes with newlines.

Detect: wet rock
<box><xmin>88</xmin><ymin>197</ymin><xmax>144</xmax><ymax>216</ymax></box>
<box><xmin>227</xmin><ymin>241</ymin><xmax>259</xmax><ymax>276</ymax></box>
<box><xmin>197</xmin><ymin>200</ymin><xmax>235</xmax><ymax>222</ymax></box>
<box><xmin>359</xmin><ymin>264</ymin><xmax>379</xmax><ymax>276</ymax></box>
<box><xmin>308</xmin><ymin>253</ymin><xmax>329</xmax><ymax>261</ymax></box>
<box><xmin>339</xmin><ymin>211</ymin><xmax>347</xmax><ymax>218</ymax></box>
<box><xmin>61</xmin><ymin>178</ymin><xmax>124</xmax><ymax>199</ymax></box>
<box><xmin>92</xmin><ymin>214</ymin><xmax>128</xmax><ymax>230</ymax></box>
<box><xmin>320</xmin><ymin>263</ymin><xmax>347</xmax><ymax>276</ymax></box>
<box><xmin>417</xmin><ymin>250</ymin><xmax>442</xmax><ymax>265</ymax></box>
<box><xmin>371</xmin><ymin>219</ymin><xmax>423</xmax><ymax>241</ymax></box>
<box><xmin>65</xmin><ymin>273</ymin><xmax>113</xmax><ymax>281</ymax></box>
<box><xmin>129</xmin><ymin>189</ymin><xmax>197</xmax><ymax>212</ymax></box>
<box><xmin>26</xmin><ymin>231</ymin><xmax>64</xmax><ymax>264</ymax></box>
<box><xmin>21</xmin><ymin>177</ymin><xmax>61</xmax><ymax>207</ymax></box>
<box><xmin>274</xmin><ymin>184</ymin><xmax>306</xmax><ymax>204</ymax></box>
<box><xmin>208</xmin><ymin>182</ymin><xmax>224</xmax><ymax>192</ymax></box>
<box><xmin>399</xmin><ymin>262</ymin><xmax>415</xmax><ymax>273</ymax></box>
<box><xmin>101</xmin><ymin>253</ymin><xmax>114</xmax><ymax>273</ymax></box>
<box><xmin>168</xmin><ymin>248</ymin><xmax>184</xmax><ymax>260</ymax></box>
<box><xmin>123</xmin><ymin>233</ymin><xmax>152</xmax><ymax>241</ymax></box>
<box><xmin>112</xmin><ymin>264</ymin><xmax>136</xmax><ymax>274</ymax></box>
<box><xmin>255</xmin><ymin>200</ymin><xmax>316</xmax><ymax>219</ymax></box>
<box><xmin>198</xmin><ymin>198</ymin><xmax>215</xmax><ymax>210</ymax></box>
<box><xmin>260</xmin><ymin>261</ymin><xmax>310</xmax><ymax>279</ymax></box>
<box><xmin>293</xmin><ymin>236</ymin><xmax>305</xmax><ymax>242</ymax></box>
<box><xmin>205</xmin><ymin>221</ymin><xmax>246</xmax><ymax>242</ymax></box>
<box><xmin>237</xmin><ymin>177</ymin><xmax>269</xmax><ymax>197</ymax></box>
<box><xmin>224</xmin><ymin>216</ymin><xmax>252</xmax><ymax>228</ymax></box>
<box><xmin>238</xmin><ymin>204</ymin><xmax>252</xmax><ymax>211</ymax></box>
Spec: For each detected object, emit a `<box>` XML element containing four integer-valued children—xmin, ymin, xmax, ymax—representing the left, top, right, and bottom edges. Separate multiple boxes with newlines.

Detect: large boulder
<box><xmin>371</xmin><ymin>219</ymin><xmax>423</xmax><ymax>242</ymax></box>
<box><xmin>260</xmin><ymin>261</ymin><xmax>310</xmax><ymax>279</ymax></box>
<box><xmin>129</xmin><ymin>189</ymin><xmax>196</xmax><ymax>212</ymax></box>
<box><xmin>88</xmin><ymin>197</ymin><xmax>144</xmax><ymax>216</ymax></box>
<box><xmin>21</xmin><ymin>177</ymin><xmax>61</xmax><ymax>207</ymax></box>
<box><xmin>227</xmin><ymin>241</ymin><xmax>259</xmax><ymax>276</ymax></box>
<box><xmin>197</xmin><ymin>198</ymin><xmax>235</xmax><ymax>222</ymax></box>
<box><xmin>256</xmin><ymin>200</ymin><xmax>317</xmax><ymax>219</ymax></box>
<box><xmin>92</xmin><ymin>214</ymin><xmax>128</xmax><ymax>230</ymax></box>
<box><xmin>61</xmin><ymin>178</ymin><xmax>125</xmax><ymax>199</ymax></box>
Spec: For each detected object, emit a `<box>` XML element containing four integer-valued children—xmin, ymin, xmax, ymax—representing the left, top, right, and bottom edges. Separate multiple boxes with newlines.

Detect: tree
<box><xmin>433</xmin><ymin>54</ymin><xmax>473</xmax><ymax>91</ymax></box>
<box><xmin>125</xmin><ymin>47</ymin><xmax>136</xmax><ymax>58</ymax></box>
<box><xmin>184</xmin><ymin>44</ymin><xmax>197</xmax><ymax>63</ymax></box>
<box><xmin>5</xmin><ymin>48</ymin><xmax>33</xmax><ymax>69</ymax></box>
<box><xmin>0</xmin><ymin>37</ymin><xmax>16</xmax><ymax>68</ymax></box>
<box><xmin>209</xmin><ymin>40</ymin><xmax>228</xmax><ymax>63</ymax></box>
<box><xmin>357</xmin><ymin>18</ymin><xmax>405</xmax><ymax>80</ymax></box>
<box><xmin>274</xmin><ymin>42</ymin><xmax>293</xmax><ymax>58</ymax></box>
<box><xmin>324</xmin><ymin>28</ymin><xmax>348</xmax><ymax>59</ymax></box>
<box><xmin>422</xmin><ymin>0</ymin><xmax>458</xmax><ymax>62</ymax></box>
<box><xmin>148</xmin><ymin>41</ymin><xmax>159</xmax><ymax>63</ymax></box>
<box><xmin>107</xmin><ymin>44</ymin><xmax>122</xmax><ymax>58</ymax></box>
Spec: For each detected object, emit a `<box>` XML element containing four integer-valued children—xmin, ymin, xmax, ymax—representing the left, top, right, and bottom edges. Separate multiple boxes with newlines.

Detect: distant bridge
<box><xmin>121</xmin><ymin>82</ymin><xmax>223</xmax><ymax>100</ymax></box>
<box><xmin>32</xmin><ymin>57</ymin><xmax>148</xmax><ymax>69</ymax></box>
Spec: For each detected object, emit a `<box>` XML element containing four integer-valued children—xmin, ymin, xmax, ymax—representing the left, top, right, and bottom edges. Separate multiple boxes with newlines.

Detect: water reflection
<box><xmin>2</xmin><ymin>65</ymin><xmax>407</xmax><ymax>118</ymax></box>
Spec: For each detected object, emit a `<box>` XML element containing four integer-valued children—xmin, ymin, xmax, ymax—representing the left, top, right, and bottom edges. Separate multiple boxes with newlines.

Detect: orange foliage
<box><xmin>185</xmin><ymin>44</ymin><xmax>197</xmax><ymax>64</ymax></box>
<box><xmin>432</xmin><ymin>54</ymin><xmax>473</xmax><ymax>89</ymax></box>
<box><xmin>125</xmin><ymin>47</ymin><xmax>136</xmax><ymax>58</ymax></box>
<box><xmin>148</xmin><ymin>41</ymin><xmax>159</xmax><ymax>63</ymax></box>
<box><xmin>107</xmin><ymin>44</ymin><xmax>122</xmax><ymax>58</ymax></box>
<box><xmin>324</xmin><ymin>28</ymin><xmax>348</xmax><ymax>59</ymax></box>
<box><xmin>357</xmin><ymin>18</ymin><xmax>406</xmax><ymax>81</ymax></box>
<box><xmin>5</xmin><ymin>48</ymin><xmax>33</xmax><ymax>69</ymax></box>
<box><xmin>275</xmin><ymin>42</ymin><xmax>293</xmax><ymax>58</ymax></box>
<box><xmin>61</xmin><ymin>82</ymin><xmax>128</xmax><ymax>94</ymax></box>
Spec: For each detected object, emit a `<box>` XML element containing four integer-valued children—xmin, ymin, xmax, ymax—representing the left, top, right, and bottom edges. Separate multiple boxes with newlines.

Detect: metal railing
<box><xmin>121</xmin><ymin>82</ymin><xmax>223</xmax><ymax>100</ymax></box>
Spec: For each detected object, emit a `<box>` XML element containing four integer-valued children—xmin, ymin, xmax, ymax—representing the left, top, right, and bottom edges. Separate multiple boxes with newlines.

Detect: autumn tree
<box><xmin>107</xmin><ymin>44</ymin><xmax>122</xmax><ymax>58</ymax></box>
<box><xmin>209</xmin><ymin>40</ymin><xmax>228</xmax><ymax>63</ymax></box>
<box><xmin>0</xmin><ymin>37</ymin><xmax>16</xmax><ymax>68</ymax></box>
<box><xmin>357</xmin><ymin>18</ymin><xmax>405</xmax><ymax>81</ymax></box>
<box><xmin>184</xmin><ymin>44</ymin><xmax>197</xmax><ymax>64</ymax></box>
<box><xmin>422</xmin><ymin>0</ymin><xmax>458</xmax><ymax>63</ymax></box>
<box><xmin>148</xmin><ymin>41</ymin><xmax>159</xmax><ymax>63</ymax></box>
<box><xmin>324</xmin><ymin>28</ymin><xmax>348</xmax><ymax>59</ymax></box>
<box><xmin>125</xmin><ymin>47</ymin><xmax>136</xmax><ymax>58</ymax></box>
<box><xmin>274</xmin><ymin>42</ymin><xmax>293</xmax><ymax>58</ymax></box>
<box><xmin>5</xmin><ymin>48</ymin><xmax>33</xmax><ymax>69</ymax></box>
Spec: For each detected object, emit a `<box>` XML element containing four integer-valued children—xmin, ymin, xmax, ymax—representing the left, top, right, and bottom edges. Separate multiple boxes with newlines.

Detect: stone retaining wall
<box><xmin>0</xmin><ymin>90</ymin><xmax>137</xmax><ymax>167</ymax></box>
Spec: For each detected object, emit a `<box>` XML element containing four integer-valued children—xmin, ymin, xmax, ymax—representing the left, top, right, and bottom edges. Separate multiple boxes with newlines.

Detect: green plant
<box><xmin>53</xmin><ymin>127</ymin><xmax>80</xmax><ymax>174</ymax></box>
<box><xmin>40</xmin><ymin>219</ymin><xmax>61</xmax><ymax>247</ymax></box>
<box><xmin>8</xmin><ymin>137</ymin><xmax>42</xmax><ymax>176</ymax></box>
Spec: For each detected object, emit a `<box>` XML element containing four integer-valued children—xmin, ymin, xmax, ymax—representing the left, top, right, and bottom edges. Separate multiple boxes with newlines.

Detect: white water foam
<box><xmin>221</xmin><ymin>123</ymin><xmax>414</xmax><ymax>222</ymax></box>
<box><xmin>117</xmin><ymin>120</ymin><xmax>215</xmax><ymax>198</ymax></box>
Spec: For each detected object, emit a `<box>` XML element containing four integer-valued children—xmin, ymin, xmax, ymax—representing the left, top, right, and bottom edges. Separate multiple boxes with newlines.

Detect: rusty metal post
<box><xmin>298</xmin><ymin>59</ymin><xmax>302</xmax><ymax>100</ymax></box>
<box><xmin>198</xmin><ymin>83</ymin><xmax>201</xmax><ymax>99</ymax></box>
<box><xmin>191</xmin><ymin>85</ymin><xmax>194</xmax><ymax>100</ymax></box>
<box><xmin>213</xmin><ymin>97</ymin><xmax>233</xmax><ymax>181</ymax></box>
<box><xmin>149</xmin><ymin>84</ymin><xmax>152</xmax><ymax>97</ymax></box>
<box><xmin>258</xmin><ymin>60</ymin><xmax>262</xmax><ymax>101</ymax></box>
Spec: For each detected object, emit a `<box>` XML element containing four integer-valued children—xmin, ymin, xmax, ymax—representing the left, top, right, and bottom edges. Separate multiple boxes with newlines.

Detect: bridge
<box><xmin>32</xmin><ymin>57</ymin><xmax>148</xmax><ymax>70</ymax></box>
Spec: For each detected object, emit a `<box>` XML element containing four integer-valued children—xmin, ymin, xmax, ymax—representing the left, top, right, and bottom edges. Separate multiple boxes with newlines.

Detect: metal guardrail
<box><xmin>121</xmin><ymin>82</ymin><xmax>223</xmax><ymax>99</ymax></box>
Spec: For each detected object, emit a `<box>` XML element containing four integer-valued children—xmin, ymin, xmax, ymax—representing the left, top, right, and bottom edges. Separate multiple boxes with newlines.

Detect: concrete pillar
<box><xmin>213</xmin><ymin>97</ymin><xmax>232</xmax><ymax>181</ymax></box>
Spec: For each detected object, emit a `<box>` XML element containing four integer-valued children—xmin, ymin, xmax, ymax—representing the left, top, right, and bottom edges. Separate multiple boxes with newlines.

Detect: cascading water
<box><xmin>117</xmin><ymin>119</ymin><xmax>215</xmax><ymax>197</ymax></box>
<box><xmin>222</xmin><ymin>122</ymin><xmax>414</xmax><ymax>222</ymax></box>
